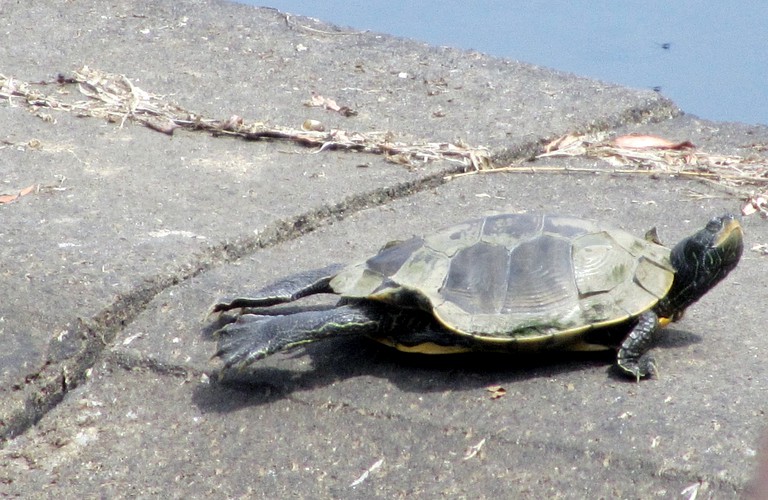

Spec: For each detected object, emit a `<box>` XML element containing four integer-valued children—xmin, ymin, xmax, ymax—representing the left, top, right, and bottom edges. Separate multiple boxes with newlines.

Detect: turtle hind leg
<box><xmin>213</xmin><ymin>303</ymin><xmax>384</xmax><ymax>370</ymax></box>
<box><xmin>213</xmin><ymin>263</ymin><xmax>346</xmax><ymax>312</ymax></box>
<box><xmin>616</xmin><ymin>311</ymin><xmax>659</xmax><ymax>381</ymax></box>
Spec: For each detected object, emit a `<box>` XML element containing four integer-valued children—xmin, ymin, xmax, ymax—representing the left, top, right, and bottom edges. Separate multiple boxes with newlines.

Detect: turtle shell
<box><xmin>329</xmin><ymin>214</ymin><xmax>674</xmax><ymax>345</ymax></box>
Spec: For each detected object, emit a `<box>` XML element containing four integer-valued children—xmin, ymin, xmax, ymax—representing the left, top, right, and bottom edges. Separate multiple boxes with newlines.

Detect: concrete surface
<box><xmin>1</xmin><ymin>0</ymin><xmax>766</xmax><ymax>498</ymax></box>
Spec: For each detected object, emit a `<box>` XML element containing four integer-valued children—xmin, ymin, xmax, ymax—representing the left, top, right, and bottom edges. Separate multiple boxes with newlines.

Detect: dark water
<box><xmin>239</xmin><ymin>1</ymin><xmax>767</xmax><ymax>126</ymax></box>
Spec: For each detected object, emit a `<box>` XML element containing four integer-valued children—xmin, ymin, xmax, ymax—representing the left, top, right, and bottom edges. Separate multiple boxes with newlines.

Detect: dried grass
<box><xmin>2</xmin><ymin>66</ymin><xmax>766</xmax><ymax>213</ymax></box>
<box><xmin>0</xmin><ymin>66</ymin><xmax>492</xmax><ymax>171</ymax></box>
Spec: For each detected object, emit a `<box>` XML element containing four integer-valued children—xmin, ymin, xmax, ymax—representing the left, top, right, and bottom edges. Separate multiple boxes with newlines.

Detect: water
<box><xmin>238</xmin><ymin>1</ymin><xmax>767</xmax><ymax>126</ymax></box>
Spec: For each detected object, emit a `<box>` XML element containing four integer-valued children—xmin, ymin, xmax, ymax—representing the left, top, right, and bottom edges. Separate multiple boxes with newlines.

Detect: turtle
<box><xmin>211</xmin><ymin>213</ymin><xmax>743</xmax><ymax>379</ymax></box>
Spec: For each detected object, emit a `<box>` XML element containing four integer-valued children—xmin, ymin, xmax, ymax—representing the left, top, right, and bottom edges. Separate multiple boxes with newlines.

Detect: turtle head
<box><xmin>660</xmin><ymin>214</ymin><xmax>743</xmax><ymax>320</ymax></box>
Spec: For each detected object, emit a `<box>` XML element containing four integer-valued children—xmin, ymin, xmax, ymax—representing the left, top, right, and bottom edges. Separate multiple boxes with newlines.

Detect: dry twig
<box><xmin>0</xmin><ymin>67</ymin><xmax>491</xmax><ymax>171</ymax></box>
<box><xmin>2</xmin><ymin>68</ymin><xmax>766</xmax><ymax>207</ymax></box>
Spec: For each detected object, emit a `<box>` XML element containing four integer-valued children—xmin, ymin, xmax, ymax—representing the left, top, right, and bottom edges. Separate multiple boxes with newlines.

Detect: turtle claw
<box><xmin>213</xmin><ymin>316</ymin><xmax>275</xmax><ymax>369</ymax></box>
<box><xmin>617</xmin><ymin>354</ymin><xmax>658</xmax><ymax>381</ymax></box>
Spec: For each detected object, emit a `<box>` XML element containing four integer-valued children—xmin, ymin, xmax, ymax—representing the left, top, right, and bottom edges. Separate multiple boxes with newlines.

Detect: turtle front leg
<box><xmin>616</xmin><ymin>311</ymin><xmax>659</xmax><ymax>381</ymax></box>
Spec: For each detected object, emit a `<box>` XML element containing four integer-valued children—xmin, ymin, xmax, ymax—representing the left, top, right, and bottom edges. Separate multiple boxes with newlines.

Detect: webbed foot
<box><xmin>213</xmin><ymin>315</ymin><xmax>277</xmax><ymax>370</ymax></box>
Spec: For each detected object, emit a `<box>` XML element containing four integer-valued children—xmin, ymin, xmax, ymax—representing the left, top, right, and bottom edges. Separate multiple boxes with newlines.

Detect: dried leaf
<box><xmin>220</xmin><ymin>115</ymin><xmax>244</xmax><ymax>132</ymax></box>
<box><xmin>544</xmin><ymin>133</ymin><xmax>582</xmax><ymax>153</ymax></box>
<box><xmin>305</xmin><ymin>93</ymin><xmax>357</xmax><ymax>116</ymax></box>
<box><xmin>18</xmin><ymin>184</ymin><xmax>36</xmax><ymax>197</ymax></box>
<box><xmin>0</xmin><ymin>184</ymin><xmax>36</xmax><ymax>204</ymax></box>
<box><xmin>742</xmin><ymin>195</ymin><xmax>768</xmax><ymax>216</ymax></box>
<box><xmin>142</xmin><ymin>118</ymin><xmax>179</xmax><ymax>136</ymax></box>
<box><xmin>385</xmin><ymin>153</ymin><xmax>414</xmax><ymax>166</ymax></box>
<box><xmin>614</xmin><ymin>134</ymin><xmax>694</xmax><ymax>150</ymax></box>
<box><xmin>307</xmin><ymin>93</ymin><xmax>339</xmax><ymax>111</ymax></box>
<box><xmin>486</xmin><ymin>385</ymin><xmax>506</xmax><ymax>399</ymax></box>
